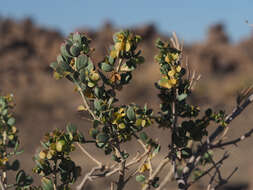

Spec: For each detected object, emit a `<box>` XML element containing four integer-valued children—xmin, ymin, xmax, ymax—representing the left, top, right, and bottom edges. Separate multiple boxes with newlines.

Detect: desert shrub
<box><xmin>1</xmin><ymin>30</ymin><xmax>253</xmax><ymax>190</ymax></box>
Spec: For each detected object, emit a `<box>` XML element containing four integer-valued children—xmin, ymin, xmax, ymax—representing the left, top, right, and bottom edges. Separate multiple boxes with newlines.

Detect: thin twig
<box><xmin>156</xmin><ymin>163</ymin><xmax>173</xmax><ymax>190</ymax></box>
<box><xmin>116</xmin><ymin>58</ymin><xmax>124</xmax><ymax>73</ymax></box>
<box><xmin>211</xmin><ymin>128</ymin><xmax>253</xmax><ymax>149</ymax></box>
<box><xmin>214</xmin><ymin>167</ymin><xmax>238</xmax><ymax>189</ymax></box>
<box><xmin>75</xmin><ymin>82</ymin><xmax>97</xmax><ymax>120</ymax></box>
<box><xmin>207</xmin><ymin>170</ymin><xmax>217</xmax><ymax>190</ymax></box>
<box><xmin>188</xmin><ymin>153</ymin><xmax>229</xmax><ymax>186</ymax></box>
<box><xmin>0</xmin><ymin>174</ymin><xmax>6</xmax><ymax>190</ymax></box>
<box><xmin>111</xmin><ymin>182</ymin><xmax>115</xmax><ymax>190</ymax></box>
<box><xmin>76</xmin><ymin>143</ymin><xmax>102</xmax><ymax>166</ymax></box>
<box><xmin>76</xmin><ymin>166</ymin><xmax>102</xmax><ymax>190</ymax></box>
<box><xmin>91</xmin><ymin>144</ymin><xmax>151</xmax><ymax>179</ymax></box>
<box><xmin>170</xmin><ymin>88</ymin><xmax>178</xmax><ymax>181</ymax></box>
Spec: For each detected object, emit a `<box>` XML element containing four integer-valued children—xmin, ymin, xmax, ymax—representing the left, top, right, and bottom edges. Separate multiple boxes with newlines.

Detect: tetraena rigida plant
<box><xmin>1</xmin><ymin>30</ymin><xmax>253</xmax><ymax>190</ymax></box>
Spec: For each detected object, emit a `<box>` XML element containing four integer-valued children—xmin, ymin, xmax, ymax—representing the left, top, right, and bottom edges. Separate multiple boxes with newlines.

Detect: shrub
<box><xmin>1</xmin><ymin>30</ymin><xmax>253</xmax><ymax>190</ymax></box>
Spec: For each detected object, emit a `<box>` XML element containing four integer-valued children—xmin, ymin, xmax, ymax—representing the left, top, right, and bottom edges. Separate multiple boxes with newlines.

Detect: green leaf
<box><xmin>108</xmin><ymin>56</ymin><xmax>115</xmax><ymax>65</ymax></box>
<box><xmin>79</xmin><ymin>70</ymin><xmax>86</xmax><ymax>82</ymax></box>
<box><xmin>70</xmin><ymin>44</ymin><xmax>80</xmax><ymax>57</ymax></box>
<box><xmin>89</xmin><ymin>128</ymin><xmax>99</xmax><ymax>139</ymax></box>
<box><xmin>16</xmin><ymin>170</ymin><xmax>26</xmax><ymax>186</ymax></box>
<box><xmin>56</xmin><ymin>61</ymin><xmax>72</xmax><ymax>74</ymax></box>
<box><xmin>67</xmin><ymin>123</ymin><xmax>77</xmax><ymax>132</ymax></box>
<box><xmin>60</xmin><ymin>43</ymin><xmax>72</xmax><ymax>58</ymax></box>
<box><xmin>41</xmin><ymin>177</ymin><xmax>54</xmax><ymax>190</ymax></box>
<box><xmin>94</xmin><ymin>99</ymin><xmax>102</xmax><ymax>111</ymax></box>
<box><xmin>86</xmin><ymin>58</ymin><xmax>95</xmax><ymax>71</ymax></box>
<box><xmin>153</xmin><ymin>145</ymin><xmax>161</xmax><ymax>155</ymax></box>
<box><xmin>11</xmin><ymin>160</ymin><xmax>20</xmax><ymax>171</ymax></box>
<box><xmin>50</xmin><ymin>62</ymin><xmax>58</xmax><ymax>70</ymax></box>
<box><xmin>177</xmin><ymin>93</ymin><xmax>187</xmax><ymax>101</ymax></box>
<box><xmin>96</xmin><ymin>142</ymin><xmax>105</xmax><ymax>148</ymax></box>
<box><xmin>101</xmin><ymin>62</ymin><xmax>114</xmax><ymax>72</ymax></box>
<box><xmin>112</xmin><ymin>154</ymin><xmax>121</xmax><ymax>162</ymax></box>
<box><xmin>126</xmin><ymin>106</ymin><xmax>135</xmax><ymax>121</ymax></box>
<box><xmin>76</xmin><ymin>55</ymin><xmax>88</xmax><ymax>71</ymax></box>
<box><xmin>7</xmin><ymin>117</ymin><xmax>15</xmax><ymax>126</ymax></box>
<box><xmin>136</xmin><ymin>174</ymin><xmax>146</xmax><ymax>183</ymax></box>
<box><xmin>57</xmin><ymin>54</ymin><xmax>64</xmax><ymax>63</ymax></box>
<box><xmin>120</xmin><ymin>72</ymin><xmax>132</xmax><ymax>84</ymax></box>
<box><xmin>181</xmin><ymin>148</ymin><xmax>192</xmax><ymax>159</ymax></box>
<box><xmin>93</xmin><ymin>120</ymin><xmax>100</xmax><ymax>128</ymax></box>
<box><xmin>139</xmin><ymin>132</ymin><xmax>148</xmax><ymax>143</ymax></box>
<box><xmin>97</xmin><ymin>133</ymin><xmax>109</xmax><ymax>143</ymax></box>
<box><xmin>73</xmin><ymin>32</ymin><xmax>82</xmax><ymax>44</ymax></box>
<box><xmin>98</xmin><ymin>70</ymin><xmax>110</xmax><ymax>85</ymax></box>
<box><xmin>14</xmin><ymin>150</ymin><xmax>24</xmax><ymax>156</ymax></box>
<box><xmin>78</xmin><ymin>132</ymin><xmax>85</xmax><ymax>143</ymax></box>
<box><xmin>152</xmin><ymin>183</ymin><xmax>159</xmax><ymax>188</ymax></box>
<box><xmin>14</xmin><ymin>141</ymin><xmax>20</xmax><ymax>152</ymax></box>
<box><xmin>94</xmin><ymin>87</ymin><xmax>100</xmax><ymax>98</ymax></box>
<box><xmin>123</xmin><ymin>152</ymin><xmax>129</xmax><ymax>159</ymax></box>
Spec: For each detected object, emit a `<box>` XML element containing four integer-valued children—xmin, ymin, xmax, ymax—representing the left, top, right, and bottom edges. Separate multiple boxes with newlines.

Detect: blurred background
<box><xmin>1</xmin><ymin>1</ymin><xmax>253</xmax><ymax>189</ymax></box>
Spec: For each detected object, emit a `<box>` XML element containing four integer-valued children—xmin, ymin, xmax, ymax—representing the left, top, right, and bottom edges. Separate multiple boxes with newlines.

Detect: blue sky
<box><xmin>1</xmin><ymin>0</ymin><xmax>253</xmax><ymax>43</ymax></box>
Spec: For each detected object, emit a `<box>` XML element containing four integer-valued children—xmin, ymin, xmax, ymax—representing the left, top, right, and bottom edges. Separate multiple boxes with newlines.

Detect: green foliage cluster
<box><xmin>0</xmin><ymin>30</ymin><xmax>252</xmax><ymax>190</ymax></box>
<box><xmin>33</xmin><ymin>124</ymin><xmax>84</xmax><ymax>190</ymax></box>
<box><xmin>0</xmin><ymin>95</ymin><xmax>33</xmax><ymax>189</ymax></box>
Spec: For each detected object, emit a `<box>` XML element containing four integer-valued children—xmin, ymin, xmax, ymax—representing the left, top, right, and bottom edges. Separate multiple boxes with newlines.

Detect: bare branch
<box><xmin>116</xmin><ymin>160</ymin><xmax>126</xmax><ymax>190</ymax></box>
<box><xmin>156</xmin><ymin>164</ymin><xmax>173</xmax><ymax>190</ymax></box>
<box><xmin>211</xmin><ymin>128</ymin><xmax>253</xmax><ymax>149</ymax></box>
<box><xmin>189</xmin><ymin>152</ymin><xmax>229</xmax><ymax>186</ymax></box>
<box><xmin>76</xmin><ymin>143</ymin><xmax>102</xmax><ymax>167</ymax></box>
<box><xmin>214</xmin><ymin>167</ymin><xmax>238</xmax><ymax>189</ymax></box>
<box><xmin>0</xmin><ymin>174</ymin><xmax>6</xmax><ymax>190</ymax></box>
<box><xmin>76</xmin><ymin>166</ymin><xmax>103</xmax><ymax>190</ymax></box>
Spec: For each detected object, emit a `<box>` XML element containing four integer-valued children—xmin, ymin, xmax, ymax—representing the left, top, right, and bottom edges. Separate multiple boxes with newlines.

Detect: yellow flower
<box><xmin>89</xmin><ymin>71</ymin><xmax>100</xmax><ymax>81</ymax></box>
<box><xmin>53</xmin><ymin>72</ymin><xmax>62</xmax><ymax>80</ymax></box>
<box><xmin>12</xmin><ymin>126</ymin><xmax>17</xmax><ymax>133</ymax></box>
<box><xmin>158</xmin><ymin>78</ymin><xmax>172</xmax><ymax>89</ymax></box>
<box><xmin>77</xmin><ymin>105</ymin><xmax>86</xmax><ymax>111</ymax></box>
<box><xmin>115</xmin><ymin>42</ymin><xmax>125</xmax><ymax>52</ymax></box>
<box><xmin>39</xmin><ymin>151</ymin><xmax>46</xmax><ymax>160</ymax></box>
<box><xmin>118</xmin><ymin>123</ymin><xmax>126</xmax><ymax>129</ymax></box>
<box><xmin>83</xmin><ymin>89</ymin><xmax>94</xmax><ymax>98</ymax></box>
<box><xmin>125</xmin><ymin>41</ymin><xmax>131</xmax><ymax>52</ymax></box>
<box><xmin>70</xmin><ymin>58</ymin><xmax>75</xmax><ymax>70</ymax></box>
<box><xmin>165</xmin><ymin>55</ymin><xmax>170</xmax><ymax>63</ymax></box>
<box><xmin>176</xmin><ymin>65</ymin><xmax>181</xmax><ymax>72</ymax></box>
<box><xmin>168</xmin><ymin>69</ymin><xmax>176</xmax><ymax>77</ymax></box>
<box><xmin>112</xmin><ymin>108</ymin><xmax>125</xmax><ymax>125</ymax></box>
<box><xmin>110</xmin><ymin>50</ymin><xmax>118</xmax><ymax>58</ymax></box>
<box><xmin>0</xmin><ymin>157</ymin><xmax>8</xmax><ymax>165</ymax></box>
<box><xmin>116</xmin><ymin>33</ymin><xmax>124</xmax><ymax>42</ymax></box>
<box><xmin>170</xmin><ymin>78</ymin><xmax>177</xmax><ymax>85</ymax></box>
<box><xmin>139</xmin><ymin>162</ymin><xmax>151</xmax><ymax>173</ymax></box>
<box><xmin>171</xmin><ymin>53</ymin><xmax>179</xmax><ymax>61</ymax></box>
